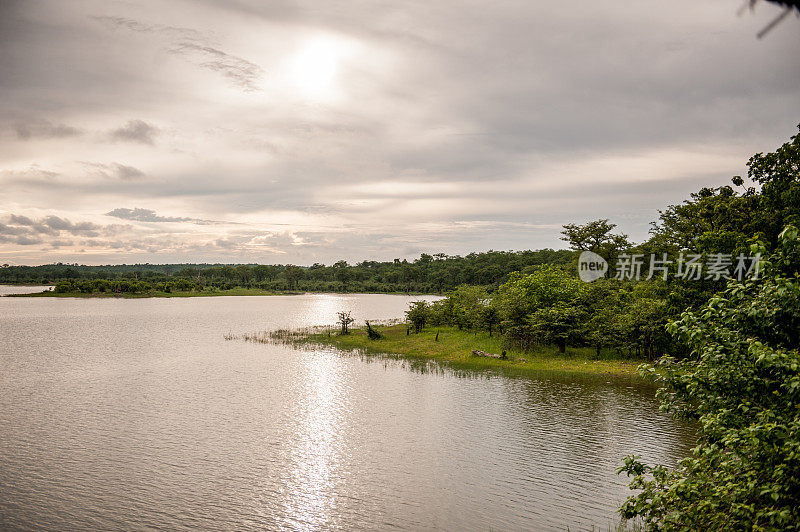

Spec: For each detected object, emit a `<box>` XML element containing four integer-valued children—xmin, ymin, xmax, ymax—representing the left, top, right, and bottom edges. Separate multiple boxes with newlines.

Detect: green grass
<box><xmin>268</xmin><ymin>324</ymin><xmax>645</xmax><ymax>378</ymax></box>
<box><xmin>9</xmin><ymin>288</ymin><xmax>301</xmax><ymax>298</ymax></box>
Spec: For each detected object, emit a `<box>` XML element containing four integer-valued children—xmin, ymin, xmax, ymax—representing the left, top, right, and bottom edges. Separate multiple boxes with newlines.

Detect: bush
<box><xmin>618</xmin><ymin>227</ymin><xmax>800</xmax><ymax>529</ymax></box>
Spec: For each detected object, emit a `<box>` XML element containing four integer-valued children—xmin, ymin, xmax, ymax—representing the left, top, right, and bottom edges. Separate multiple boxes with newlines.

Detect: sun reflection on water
<box><xmin>276</xmin><ymin>350</ymin><xmax>350</xmax><ymax>529</ymax></box>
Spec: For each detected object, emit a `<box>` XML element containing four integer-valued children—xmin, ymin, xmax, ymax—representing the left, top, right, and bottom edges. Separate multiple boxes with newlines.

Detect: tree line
<box><xmin>0</xmin><ymin>249</ymin><xmax>573</xmax><ymax>294</ymax></box>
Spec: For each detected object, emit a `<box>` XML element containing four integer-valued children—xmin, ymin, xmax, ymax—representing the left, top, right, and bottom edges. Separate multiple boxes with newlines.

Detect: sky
<box><xmin>1</xmin><ymin>0</ymin><xmax>799</xmax><ymax>266</ymax></box>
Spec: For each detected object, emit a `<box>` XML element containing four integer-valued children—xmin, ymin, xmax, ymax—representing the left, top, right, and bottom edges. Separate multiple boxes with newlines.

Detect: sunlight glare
<box><xmin>289</xmin><ymin>38</ymin><xmax>345</xmax><ymax>101</ymax></box>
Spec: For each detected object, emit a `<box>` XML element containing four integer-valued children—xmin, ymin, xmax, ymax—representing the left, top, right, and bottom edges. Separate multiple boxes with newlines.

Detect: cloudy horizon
<box><xmin>1</xmin><ymin>0</ymin><xmax>799</xmax><ymax>266</ymax></box>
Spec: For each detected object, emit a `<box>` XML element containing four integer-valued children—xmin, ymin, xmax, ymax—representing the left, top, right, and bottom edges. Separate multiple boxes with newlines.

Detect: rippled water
<box><xmin>0</xmin><ymin>293</ymin><xmax>694</xmax><ymax>530</ymax></box>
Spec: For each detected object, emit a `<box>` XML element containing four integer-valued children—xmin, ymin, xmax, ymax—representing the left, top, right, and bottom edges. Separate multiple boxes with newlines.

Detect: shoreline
<box><xmin>266</xmin><ymin>323</ymin><xmax>644</xmax><ymax>379</ymax></box>
<box><xmin>5</xmin><ymin>288</ymin><xmax>440</xmax><ymax>299</ymax></box>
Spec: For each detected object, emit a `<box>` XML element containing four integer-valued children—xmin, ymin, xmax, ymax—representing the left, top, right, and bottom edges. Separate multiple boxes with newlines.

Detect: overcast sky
<box><xmin>1</xmin><ymin>0</ymin><xmax>798</xmax><ymax>265</ymax></box>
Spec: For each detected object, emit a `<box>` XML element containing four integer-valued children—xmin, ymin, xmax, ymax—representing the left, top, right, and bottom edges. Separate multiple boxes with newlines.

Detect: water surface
<box><xmin>0</xmin><ymin>294</ymin><xmax>693</xmax><ymax>530</ymax></box>
<box><xmin>0</xmin><ymin>285</ymin><xmax>50</xmax><ymax>296</ymax></box>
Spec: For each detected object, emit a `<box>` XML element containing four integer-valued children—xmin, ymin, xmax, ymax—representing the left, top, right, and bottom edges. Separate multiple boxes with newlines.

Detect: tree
<box><xmin>618</xmin><ymin>226</ymin><xmax>800</xmax><ymax>529</ymax></box>
<box><xmin>479</xmin><ymin>304</ymin><xmax>501</xmax><ymax>337</ymax></box>
<box><xmin>583</xmin><ymin>280</ymin><xmax>627</xmax><ymax>358</ymax></box>
<box><xmin>494</xmin><ymin>267</ymin><xmax>585</xmax><ymax>348</ymax></box>
<box><xmin>333</xmin><ymin>260</ymin><xmax>350</xmax><ymax>290</ymax></box>
<box><xmin>526</xmin><ymin>302</ymin><xmax>586</xmax><ymax>353</ymax></box>
<box><xmin>645</xmin><ymin>125</ymin><xmax>800</xmax><ymax>256</ymax></box>
<box><xmin>561</xmin><ymin>219</ymin><xmax>630</xmax><ymax>263</ymax></box>
<box><xmin>748</xmin><ymin>123</ymin><xmax>800</xmax><ymax>247</ymax></box>
<box><xmin>405</xmin><ymin>301</ymin><xmax>429</xmax><ymax>333</ymax></box>
<box><xmin>645</xmin><ymin>183</ymin><xmax>761</xmax><ymax>257</ymax></box>
<box><xmin>337</xmin><ymin>311</ymin><xmax>354</xmax><ymax>335</ymax></box>
<box><xmin>283</xmin><ymin>265</ymin><xmax>303</xmax><ymax>290</ymax></box>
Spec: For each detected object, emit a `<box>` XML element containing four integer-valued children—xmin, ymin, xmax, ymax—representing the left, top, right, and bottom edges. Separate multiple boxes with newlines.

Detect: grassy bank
<box><xmin>8</xmin><ymin>288</ymin><xmax>300</xmax><ymax>298</ymax></box>
<box><xmin>268</xmin><ymin>324</ymin><xmax>643</xmax><ymax>378</ymax></box>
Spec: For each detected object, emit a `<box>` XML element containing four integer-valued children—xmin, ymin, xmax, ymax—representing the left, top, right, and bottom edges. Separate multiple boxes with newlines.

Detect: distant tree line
<box><xmin>0</xmin><ymin>249</ymin><xmax>574</xmax><ymax>294</ymax></box>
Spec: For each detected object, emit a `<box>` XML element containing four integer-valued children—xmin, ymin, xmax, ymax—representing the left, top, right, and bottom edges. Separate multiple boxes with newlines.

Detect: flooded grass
<box><xmin>226</xmin><ymin>323</ymin><xmax>644</xmax><ymax>379</ymax></box>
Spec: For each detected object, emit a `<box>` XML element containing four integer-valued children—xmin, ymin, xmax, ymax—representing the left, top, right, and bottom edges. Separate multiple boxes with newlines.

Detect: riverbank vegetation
<box><xmin>237</xmin><ymin>323</ymin><xmax>642</xmax><ymax>377</ymax></box>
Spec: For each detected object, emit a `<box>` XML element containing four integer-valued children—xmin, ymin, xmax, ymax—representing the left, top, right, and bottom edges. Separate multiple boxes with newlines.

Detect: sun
<box><xmin>289</xmin><ymin>38</ymin><xmax>345</xmax><ymax>101</ymax></box>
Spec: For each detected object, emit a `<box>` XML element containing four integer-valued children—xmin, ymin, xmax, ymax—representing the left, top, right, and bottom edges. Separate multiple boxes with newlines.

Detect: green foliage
<box><xmin>494</xmin><ymin>267</ymin><xmax>586</xmax><ymax>349</ymax></box>
<box><xmin>646</xmin><ymin>124</ymin><xmax>800</xmax><ymax>257</ymax></box>
<box><xmin>526</xmin><ymin>302</ymin><xmax>586</xmax><ymax>353</ymax></box>
<box><xmin>52</xmin><ymin>277</ymin><xmax>201</xmax><ymax>294</ymax></box>
<box><xmin>561</xmin><ymin>218</ymin><xmax>631</xmax><ymax>264</ymax></box>
<box><xmin>749</xmin><ymin>125</ymin><xmax>800</xmax><ymax>247</ymax></box>
<box><xmin>618</xmin><ymin>227</ymin><xmax>800</xmax><ymax>530</ymax></box>
<box><xmin>0</xmin><ymin>249</ymin><xmax>575</xmax><ymax>294</ymax></box>
<box><xmin>406</xmin><ymin>301</ymin><xmax>429</xmax><ymax>333</ymax></box>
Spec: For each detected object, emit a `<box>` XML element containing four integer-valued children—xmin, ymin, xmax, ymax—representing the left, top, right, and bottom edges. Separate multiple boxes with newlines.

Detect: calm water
<box><xmin>0</xmin><ymin>285</ymin><xmax>51</xmax><ymax>296</ymax></box>
<box><xmin>0</xmin><ymin>293</ymin><xmax>694</xmax><ymax>530</ymax></box>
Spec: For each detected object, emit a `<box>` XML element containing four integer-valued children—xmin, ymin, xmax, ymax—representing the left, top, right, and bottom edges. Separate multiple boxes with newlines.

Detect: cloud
<box><xmin>168</xmin><ymin>42</ymin><xmax>263</xmax><ymax>92</ymax></box>
<box><xmin>109</xmin><ymin>120</ymin><xmax>159</xmax><ymax>145</ymax></box>
<box><xmin>0</xmin><ymin>214</ymin><xmax>103</xmax><ymax>244</ymax></box>
<box><xmin>105</xmin><ymin>207</ymin><xmax>219</xmax><ymax>224</ymax></box>
<box><xmin>114</xmin><ymin>163</ymin><xmax>146</xmax><ymax>180</ymax></box>
<box><xmin>106</xmin><ymin>207</ymin><xmax>191</xmax><ymax>223</ymax></box>
<box><xmin>14</xmin><ymin>119</ymin><xmax>82</xmax><ymax>140</ymax></box>
<box><xmin>93</xmin><ymin>15</ymin><xmax>263</xmax><ymax>91</ymax></box>
<box><xmin>0</xmin><ymin>1</ymin><xmax>798</xmax><ymax>265</ymax></box>
<box><xmin>81</xmin><ymin>161</ymin><xmax>147</xmax><ymax>180</ymax></box>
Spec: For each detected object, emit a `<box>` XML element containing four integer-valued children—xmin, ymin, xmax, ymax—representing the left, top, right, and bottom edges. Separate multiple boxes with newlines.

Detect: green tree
<box><xmin>748</xmin><ymin>123</ymin><xmax>800</xmax><ymax>247</ymax></box>
<box><xmin>618</xmin><ymin>227</ymin><xmax>800</xmax><ymax>529</ymax></box>
<box><xmin>406</xmin><ymin>300</ymin><xmax>429</xmax><ymax>333</ymax></box>
<box><xmin>494</xmin><ymin>267</ymin><xmax>585</xmax><ymax>348</ymax></box>
<box><xmin>526</xmin><ymin>302</ymin><xmax>586</xmax><ymax>353</ymax></box>
<box><xmin>283</xmin><ymin>265</ymin><xmax>303</xmax><ymax>290</ymax></box>
<box><xmin>561</xmin><ymin>219</ymin><xmax>630</xmax><ymax>262</ymax></box>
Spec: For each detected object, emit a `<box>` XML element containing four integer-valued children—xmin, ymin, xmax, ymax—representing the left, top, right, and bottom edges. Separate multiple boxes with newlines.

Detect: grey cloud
<box><xmin>115</xmin><ymin>163</ymin><xmax>146</xmax><ymax>180</ymax></box>
<box><xmin>105</xmin><ymin>207</ymin><xmax>218</xmax><ymax>224</ymax></box>
<box><xmin>109</xmin><ymin>120</ymin><xmax>159</xmax><ymax>145</ymax></box>
<box><xmin>41</xmin><ymin>216</ymin><xmax>101</xmax><ymax>236</ymax></box>
<box><xmin>14</xmin><ymin>118</ymin><xmax>82</xmax><ymax>140</ymax></box>
<box><xmin>92</xmin><ymin>16</ymin><xmax>205</xmax><ymax>41</ymax></box>
<box><xmin>13</xmin><ymin>235</ymin><xmax>43</xmax><ymax>245</ymax></box>
<box><xmin>0</xmin><ymin>165</ymin><xmax>59</xmax><ymax>182</ymax></box>
<box><xmin>168</xmin><ymin>42</ymin><xmax>263</xmax><ymax>91</ymax></box>
<box><xmin>2</xmin><ymin>214</ymin><xmax>101</xmax><ymax>238</ymax></box>
<box><xmin>82</xmin><ymin>161</ymin><xmax>147</xmax><ymax>180</ymax></box>
<box><xmin>8</xmin><ymin>214</ymin><xmax>35</xmax><ymax>226</ymax></box>
<box><xmin>106</xmin><ymin>207</ymin><xmax>190</xmax><ymax>223</ymax></box>
<box><xmin>93</xmin><ymin>15</ymin><xmax>263</xmax><ymax>91</ymax></box>
<box><xmin>0</xmin><ymin>1</ymin><xmax>798</xmax><ymax>264</ymax></box>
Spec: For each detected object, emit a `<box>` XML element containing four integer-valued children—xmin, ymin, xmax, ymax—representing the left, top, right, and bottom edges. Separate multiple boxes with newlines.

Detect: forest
<box><xmin>0</xmin><ymin>248</ymin><xmax>574</xmax><ymax>294</ymax></box>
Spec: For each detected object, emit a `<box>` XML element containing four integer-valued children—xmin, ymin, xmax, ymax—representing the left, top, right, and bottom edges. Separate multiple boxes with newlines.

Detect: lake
<box><xmin>0</xmin><ymin>291</ymin><xmax>694</xmax><ymax>530</ymax></box>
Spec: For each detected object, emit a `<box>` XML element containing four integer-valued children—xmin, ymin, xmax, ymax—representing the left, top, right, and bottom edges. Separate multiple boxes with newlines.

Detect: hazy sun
<box><xmin>289</xmin><ymin>38</ymin><xmax>346</xmax><ymax>100</ymax></box>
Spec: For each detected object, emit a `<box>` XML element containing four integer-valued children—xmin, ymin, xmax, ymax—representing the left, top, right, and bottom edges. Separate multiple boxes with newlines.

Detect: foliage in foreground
<box><xmin>618</xmin><ymin>227</ymin><xmax>800</xmax><ymax>530</ymax></box>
